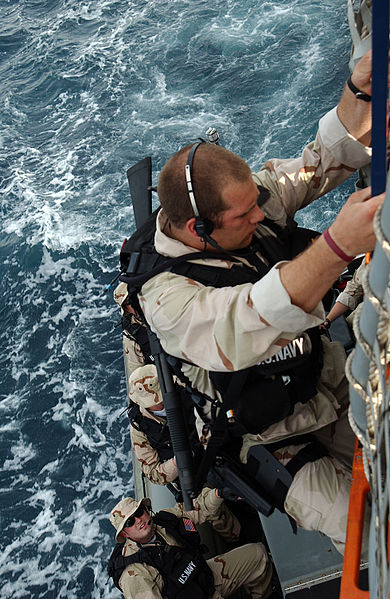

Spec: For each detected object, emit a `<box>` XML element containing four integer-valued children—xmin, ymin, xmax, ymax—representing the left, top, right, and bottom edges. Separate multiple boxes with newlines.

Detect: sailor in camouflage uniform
<box><xmin>116</xmin><ymin>50</ymin><xmax>383</xmax><ymax>554</ymax></box>
<box><xmin>109</xmin><ymin>486</ymin><xmax>272</xmax><ymax>599</ymax></box>
<box><xmin>128</xmin><ymin>364</ymin><xmax>179</xmax><ymax>487</ymax></box>
<box><xmin>128</xmin><ymin>364</ymin><xmax>241</xmax><ymax>542</ymax></box>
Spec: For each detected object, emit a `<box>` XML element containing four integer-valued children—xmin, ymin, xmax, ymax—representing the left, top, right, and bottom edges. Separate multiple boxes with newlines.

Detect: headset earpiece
<box><xmin>194</xmin><ymin>217</ymin><xmax>214</xmax><ymax>238</ymax></box>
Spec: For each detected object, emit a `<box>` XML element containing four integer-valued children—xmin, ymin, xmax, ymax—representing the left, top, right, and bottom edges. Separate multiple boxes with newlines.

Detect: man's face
<box><xmin>148</xmin><ymin>402</ymin><xmax>165</xmax><ymax>412</ymax></box>
<box><xmin>122</xmin><ymin>506</ymin><xmax>154</xmax><ymax>544</ymax></box>
<box><xmin>211</xmin><ymin>178</ymin><xmax>265</xmax><ymax>250</ymax></box>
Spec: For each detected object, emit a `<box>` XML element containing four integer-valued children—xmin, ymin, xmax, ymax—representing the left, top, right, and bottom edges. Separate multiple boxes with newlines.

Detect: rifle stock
<box><xmin>126</xmin><ymin>157</ymin><xmax>152</xmax><ymax>229</ymax></box>
<box><xmin>210</xmin><ymin>459</ymin><xmax>275</xmax><ymax>517</ymax></box>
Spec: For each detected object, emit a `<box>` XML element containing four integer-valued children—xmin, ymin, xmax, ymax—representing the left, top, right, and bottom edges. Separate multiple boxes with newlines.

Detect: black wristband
<box><xmin>324</xmin><ymin>318</ymin><xmax>331</xmax><ymax>328</ymax></box>
<box><xmin>347</xmin><ymin>76</ymin><xmax>371</xmax><ymax>102</ymax></box>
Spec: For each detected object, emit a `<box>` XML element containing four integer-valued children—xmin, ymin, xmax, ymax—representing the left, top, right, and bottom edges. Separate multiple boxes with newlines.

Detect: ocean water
<box><xmin>0</xmin><ymin>1</ymin><xmax>356</xmax><ymax>597</ymax></box>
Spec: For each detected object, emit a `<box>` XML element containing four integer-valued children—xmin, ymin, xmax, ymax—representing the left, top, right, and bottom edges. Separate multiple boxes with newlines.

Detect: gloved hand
<box><xmin>319</xmin><ymin>317</ymin><xmax>331</xmax><ymax>330</ymax></box>
<box><xmin>207</xmin><ymin>468</ymin><xmax>241</xmax><ymax>502</ymax></box>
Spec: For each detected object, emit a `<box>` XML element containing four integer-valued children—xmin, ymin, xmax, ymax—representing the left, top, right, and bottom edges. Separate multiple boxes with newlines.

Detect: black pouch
<box><xmin>235</xmin><ymin>374</ymin><xmax>293</xmax><ymax>433</ymax></box>
<box><xmin>210</xmin><ymin>369</ymin><xmax>293</xmax><ymax>435</ymax></box>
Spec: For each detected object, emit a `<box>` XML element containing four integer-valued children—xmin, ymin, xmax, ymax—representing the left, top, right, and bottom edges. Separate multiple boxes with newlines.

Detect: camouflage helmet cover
<box><xmin>128</xmin><ymin>365</ymin><xmax>164</xmax><ymax>409</ymax></box>
<box><xmin>109</xmin><ymin>496</ymin><xmax>152</xmax><ymax>542</ymax></box>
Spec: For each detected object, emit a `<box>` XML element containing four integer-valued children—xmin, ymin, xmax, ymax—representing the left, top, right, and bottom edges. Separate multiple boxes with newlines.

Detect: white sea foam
<box><xmin>3</xmin><ymin>440</ymin><xmax>36</xmax><ymax>472</ymax></box>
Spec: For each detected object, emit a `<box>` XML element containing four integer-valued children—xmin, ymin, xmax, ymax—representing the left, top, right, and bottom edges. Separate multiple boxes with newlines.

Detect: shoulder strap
<box><xmin>154</xmin><ymin>510</ymin><xmax>179</xmax><ymax>526</ymax></box>
<box><xmin>119</xmin><ymin>249</ymin><xmax>240</xmax><ymax>289</ymax></box>
<box><xmin>109</xmin><ymin>543</ymin><xmax>173</xmax><ymax>590</ymax></box>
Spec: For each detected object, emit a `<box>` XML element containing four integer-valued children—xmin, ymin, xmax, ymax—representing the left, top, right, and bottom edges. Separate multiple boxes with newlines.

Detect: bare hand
<box><xmin>351</xmin><ymin>50</ymin><xmax>373</xmax><ymax>94</ymax></box>
<box><xmin>351</xmin><ymin>49</ymin><xmax>390</xmax><ymax>95</ymax></box>
<box><xmin>330</xmin><ymin>187</ymin><xmax>385</xmax><ymax>257</ymax></box>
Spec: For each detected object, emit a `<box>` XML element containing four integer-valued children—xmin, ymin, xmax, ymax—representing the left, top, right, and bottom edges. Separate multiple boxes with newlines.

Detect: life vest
<box><xmin>128</xmin><ymin>400</ymin><xmax>174</xmax><ymax>461</ymax></box>
<box><xmin>107</xmin><ymin>511</ymin><xmax>215</xmax><ymax>599</ymax></box>
<box><xmin>119</xmin><ymin>209</ymin><xmax>324</xmax><ymax>434</ymax></box>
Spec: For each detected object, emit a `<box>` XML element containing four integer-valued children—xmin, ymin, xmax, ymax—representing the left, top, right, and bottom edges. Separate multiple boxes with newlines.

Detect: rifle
<box><xmin>126</xmin><ymin>157</ymin><xmax>196</xmax><ymax>510</ymax></box>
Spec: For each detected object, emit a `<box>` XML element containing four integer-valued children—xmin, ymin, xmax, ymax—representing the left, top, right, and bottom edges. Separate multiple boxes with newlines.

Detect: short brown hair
<box><xmin>157</xmin><ymin>143</ymin><xmax>251</xmax><ymax>228</ymax></box>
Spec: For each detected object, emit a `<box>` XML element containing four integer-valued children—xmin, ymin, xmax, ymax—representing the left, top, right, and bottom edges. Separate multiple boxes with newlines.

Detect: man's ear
<box><xmin>186</xmin><ymin>217</ymin><xmax>200</xmax><ymax>239</ymax></box>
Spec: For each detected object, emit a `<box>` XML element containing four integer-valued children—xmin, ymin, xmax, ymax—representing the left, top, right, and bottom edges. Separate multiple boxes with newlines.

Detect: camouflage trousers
<box><xmin>208</xmin><ymin>542</ymin><xmax>272</xmax><ymax>599</ymax></box>
<box><xmin>283</xmin><ymin>451</ymin><xmax>352</xmax><ymax>554</ymax></box>
<box><xmin>241</xmin><ymin>378</ymin><xmax>370</xmax><ymax>556</ymax></box>
<box><xmin>283</xmin><ymin>426</ymin><xmax>370</xmax><ymax>555</ymax></box>
<box><xmin>286</xmin><ymin>377</ymin><xmax>369</xmax><ymax>556</ymax></box>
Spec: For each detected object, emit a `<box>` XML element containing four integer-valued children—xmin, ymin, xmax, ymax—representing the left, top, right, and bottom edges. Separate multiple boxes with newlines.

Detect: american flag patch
<box><xmin>182</xmin><ymin>518</ymin><xmax>196</xmax><ymax>532</ymax></box>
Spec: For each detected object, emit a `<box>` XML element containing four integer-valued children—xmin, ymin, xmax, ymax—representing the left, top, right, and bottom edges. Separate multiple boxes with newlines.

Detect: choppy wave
<box><xmin>0</xmin><ymin>0</ymin><xmax>353</xmax><ymax>596</ymax></box>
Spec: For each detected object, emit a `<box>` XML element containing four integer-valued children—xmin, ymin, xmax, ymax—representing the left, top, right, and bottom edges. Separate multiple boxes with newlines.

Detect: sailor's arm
<box><xmin>334</xmin><ymin>258</ymin><xmax>366</xmax><ymax>310</ymax></box>
<box><xmin>130</xmin><ymin>425</ymin><xmax>179</xmax><ymax>484</ymax></box>
<box><xmin>167</xmin><ymin>486</ymin><xmax>225</xmax><ymax>525</ymax></box>
<box><xmin>320</xmin><ymin>301</ymin><xmax>349</xmax><ymax>329</ymax></box>
<box><xmin>276</xmin><ymin>188</ymin><xmax>383</xmax><ymax>314</ymax></box>
<box><xmin>119</xmin><ymin>565</ymin><xmax>164</xmax><ymax>599</ymax></box>
<box><xmin>322</xmin><ymin>257</ymin><xmax>366</xmax><ymax>327</ymax></box>
<box><xmin>336</xmin><ymin>49</ymin><xmax>373</xmax><ymax>146</ymax></box>
<box><xmin>140</xmin><ymin>276</ymin><xmax>296</xmax><ymax>372</ymax></box>
<box><xmin>254</xmin><ymin>108</ymin><xmax>370</xmax><ymax>221</ymax></box>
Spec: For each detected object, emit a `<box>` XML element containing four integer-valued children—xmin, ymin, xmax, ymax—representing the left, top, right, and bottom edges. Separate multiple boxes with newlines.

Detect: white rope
<box><xmin>346</xmin><ymin>201</ymin><xmax>390</xmax><ymax>599</ymax></box>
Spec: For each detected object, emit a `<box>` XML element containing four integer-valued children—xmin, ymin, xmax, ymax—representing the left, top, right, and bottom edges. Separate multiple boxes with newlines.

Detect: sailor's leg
<box><xmin>284</xmin><ymin>455</ymin><xmax>369</xmax><ymax>555</ymax></box>
<box><xmin>314</xmin><ymin>374</ymin><xmax>356</xmax><ymax>469</ymax></box>
<box><xmin>207</xmin><ymin>542</ymin><xmax>273</xmax><ymax>598</ymax></box>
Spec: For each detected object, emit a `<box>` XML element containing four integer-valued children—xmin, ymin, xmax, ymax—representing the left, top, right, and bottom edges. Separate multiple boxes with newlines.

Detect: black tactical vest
<box><xmin>119</xmin><ymin>209</ymin><xmax>324</xmax><ymax>433</ymax></box>
<box><xmin>128</xmin><ymin>401</ymin><xmax>174</xmax><ymax>461</ymax></box>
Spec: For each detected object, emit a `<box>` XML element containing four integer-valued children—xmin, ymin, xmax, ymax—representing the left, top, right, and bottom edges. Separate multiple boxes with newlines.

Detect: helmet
<box><xmin>109</xmin><ymin>496</ymin><xmax>152</xmax><ymax>542</ymax></box>
<box><xmin>128</xmin><ymin>365</ymin><xmax>163</xmax><ymax>409</ymax></box>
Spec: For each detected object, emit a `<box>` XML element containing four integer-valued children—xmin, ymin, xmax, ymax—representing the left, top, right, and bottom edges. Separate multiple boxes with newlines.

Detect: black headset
<box><xmin>185</xmin><ymin>141</ymin><xmax>215</xmax><ymax>241</ymax></box>
<box><xmin>185</xmin><ymin>140</ymin><xmax>271</xmax><ymax>251</ymax></box>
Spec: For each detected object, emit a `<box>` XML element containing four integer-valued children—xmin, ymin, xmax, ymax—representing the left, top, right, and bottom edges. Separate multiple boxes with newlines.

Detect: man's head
<box><xmin>128</xmin><ymin>365</ymin><xmax>164</xmax><ymax>411</ymax></box>
<box><xmin>110</xmin><ymin>496</ymin><xmax>154</xmax><ymax>544</ymax></box>
<box><xmin>158</xmin><ymin>143</ymin><xmax>265</xmax><ymax>250</ymax></box>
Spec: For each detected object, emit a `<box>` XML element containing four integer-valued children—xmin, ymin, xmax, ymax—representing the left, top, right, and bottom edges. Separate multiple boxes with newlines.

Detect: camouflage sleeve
<box><xmin>336</xmin><ymin>259</ymin><xmax>366</xmax><ymax>310</ymax></box>
<box><xmin>123</xmin><ymin>334</ymin><xmax>145</xmax><ymax>374</ymax></box>
<box><xmin>130</xmin><ymin>425</ymin><xmax>179</xmax><ymax>485</ymax></box>
<box><xmin>119</xmin><ymin>562</ymin><xmax>164</xmax><ymax>599</ymax></box>
<box><xmin>254</xmin><ymin>106</ymin><xmax>371</xmax><ymax>223</ymax></box>
<box><xmin>113</xmin><ymin>283</ymin><xmax>146</xmax><ymax>374</ymax></box>
<box><xmin>140</xmin><ymin>269</ymin><xmax>323</xmax><ymax>372</ymax></box>
<box><xmin>165</xmin><ymin>486</ymin><xmax>224</xmax><ymax>525</ymax></box>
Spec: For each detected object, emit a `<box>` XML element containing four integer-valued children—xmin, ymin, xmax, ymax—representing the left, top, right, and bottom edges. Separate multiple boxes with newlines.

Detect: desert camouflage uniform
<box><xmin>128</xmin><ymin>365</ymin><xmax>241</xmax><ymax>542</ymax></box>
<box><xmin>130</xmin><ymin>415</ymin><xmax>240</xmax><ymax>543</ymax></box>
<box><xmin>132</xmin><ymin>107</ymin><xmax>371</xmax><ymax>553</ymax></box>
<box><xmin>110</xmin><ymin>487</ymin><xmax>272</xmax><ymax>599</ymax></box>
<box><xmin>130</xmin><ymin>402</ymin><xmax>178</xmax><ymax>485</ymax></box>
<box><xmin>336</xmin><ymin>257</ymin><xmax>365</xmax><ymax>312</ymax></box>
<box><xmin>128</xmin><ymin>365</ymin><xmax>178</xmax><ymax>485</ymax></box>
<box><xmin>126</xmin><ymin>365</ymin><xmax>179</xmax><ymax>485</ymax></box>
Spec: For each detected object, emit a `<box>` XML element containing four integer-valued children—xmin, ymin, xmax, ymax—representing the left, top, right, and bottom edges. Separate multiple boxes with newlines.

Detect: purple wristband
<box><xmin>323</xmin><ymin>228</ymin><xmax>354</xmax><ymax>262</ymax></box>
